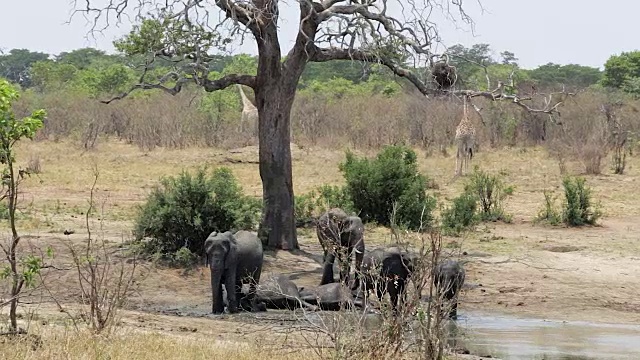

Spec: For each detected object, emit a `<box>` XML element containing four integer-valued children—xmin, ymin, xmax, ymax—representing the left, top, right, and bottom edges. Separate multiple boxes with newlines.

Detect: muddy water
<box><xmin>452</xmin><ymin>311</ymin><xmax>640</xmax><ymax>359</ymax></box>
<box><xmin>144</xmin><ymin>304</ymin><xmax>640</xmax><ymax>359</ymax></box>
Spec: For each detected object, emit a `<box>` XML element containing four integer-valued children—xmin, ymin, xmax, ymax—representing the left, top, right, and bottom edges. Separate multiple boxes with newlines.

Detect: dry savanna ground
<box><xmin>1</xmin><ymin>138</ymin><xmax>640</xmax><ymax>359</ymax></box>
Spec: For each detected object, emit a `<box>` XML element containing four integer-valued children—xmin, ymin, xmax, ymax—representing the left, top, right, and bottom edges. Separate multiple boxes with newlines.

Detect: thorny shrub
<box><xmin>463</xmin><ymin>166</ymin><xmax>512</xmax><ymax>223</ymax></box>
<box><xmin>440</xmin><ymin>192</ymin><xmax>478</xmax><ymax>236</ymax></box>
<box><xmin>561</xmin><ymin>176</ymin><xmax>602</xmax><ymax>226</ymax></box>
<box><xmin>301</xmin><ymin>231</ymin><xmax>465</xmax><ymax>360</ymax></box>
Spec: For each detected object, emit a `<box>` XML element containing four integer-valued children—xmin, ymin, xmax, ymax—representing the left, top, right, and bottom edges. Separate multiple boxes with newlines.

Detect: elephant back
<box><xmin>233</xmin><ymin>230</ymin><xmax>264</xmax><ymax>282</ymax></box>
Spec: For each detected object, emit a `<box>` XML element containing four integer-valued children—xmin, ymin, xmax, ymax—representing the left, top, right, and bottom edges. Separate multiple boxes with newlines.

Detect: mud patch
<box><xmin>543</xmin><ymin>245</ymin><xmax>584</xmax><ymax>253</ymax></box>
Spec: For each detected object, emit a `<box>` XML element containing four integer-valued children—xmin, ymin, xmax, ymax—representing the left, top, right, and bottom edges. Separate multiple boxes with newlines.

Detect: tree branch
<box><xmin>101</xmin><ymin>73</ymin><xmax>257</xmax><ymax>104</ymax></box>
<box><xmin>309</xmin><ymin>47</ymin><xmax>574</xmax><ymax>119</ymax></box>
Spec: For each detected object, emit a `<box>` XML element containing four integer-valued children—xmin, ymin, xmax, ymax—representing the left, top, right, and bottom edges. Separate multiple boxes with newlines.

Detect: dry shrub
<box><xmin>26</xmin><ymin>155</ymin><xmax>42</xmax><ymax>174</ymax></box>
<box><xmin>546</xmin><ymin>92</ymin><xmax>612</xmax><ymax>174</ymax></box>
<box><xmin>20</xmin><ymin>84</ymin><xmax>640</xmax><ymax>159</ymax></box>
<box><xmin>302</xmin><ymin>231</ymin><xmax>464</xmax><ymax>360</ymax></box>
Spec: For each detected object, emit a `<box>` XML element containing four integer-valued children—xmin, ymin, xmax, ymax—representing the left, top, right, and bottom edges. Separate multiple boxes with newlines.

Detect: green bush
<box><xmin>133</xmin><ymin>166</ymin><xmax>261</xmax><ymax>258</ymax></box>
<box><xmin>441</xmin><ymin>192</ymin><xmax>478</xmax><ymax>236</ymax></box>
<box><xmin>561</xmin><ymin>176</ymin><xmax>601</xmax><ymax>226</ymax></box>
<box><xmin>534</xmin><ymin>189</ymin><xmax>562</xmax><ymax>225</ymax></box>
<box><xmin>464</xmin><ymin>166</ymin><xmax>512</xmax><ymax>223</ymax></box>
<box><xmin>294</xmin><ymin>184</ymin><xmax>354</xmax><ymax>227</ymax></box>
<box><xmin>339</xmin><ymin>145</ymin><xmax>436</xmax><ymax>231</ymax></box>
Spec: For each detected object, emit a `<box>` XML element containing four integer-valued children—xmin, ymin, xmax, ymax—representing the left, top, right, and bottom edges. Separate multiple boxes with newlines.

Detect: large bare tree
<box><xmin>72</xmin><ymin>0</ymin><xmax>570</xmax><ymax>250</ymax></box>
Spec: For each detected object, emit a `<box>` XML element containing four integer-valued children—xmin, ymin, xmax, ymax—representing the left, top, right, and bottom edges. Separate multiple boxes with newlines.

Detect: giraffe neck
<box><xmin>463</xmin><ymin>95</ymin><xmax>468</xmax><ymax>119</ymax></box>
<box><xmin>236</xmin><ymin>84</ymin><xmax>255</xmax><ymax>110</ymax></box>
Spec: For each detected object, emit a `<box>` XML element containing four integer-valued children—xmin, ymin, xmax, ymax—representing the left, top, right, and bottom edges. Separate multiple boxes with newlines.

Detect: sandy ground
<box><xmin>2</xmin><ymin>140</ymin><xmax>640</xmax><ymax>358</ymax></box>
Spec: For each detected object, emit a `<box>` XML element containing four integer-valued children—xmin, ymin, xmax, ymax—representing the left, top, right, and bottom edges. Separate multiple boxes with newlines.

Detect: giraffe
<box><xmin>454</xmin><ymin>95</ymin><xmax>476</xmax><ymax>176</ymax></box>
<box><xmin>236</xmin><ymin>84</ymin><xmax>258</xmax><ymax>134</ymax></box>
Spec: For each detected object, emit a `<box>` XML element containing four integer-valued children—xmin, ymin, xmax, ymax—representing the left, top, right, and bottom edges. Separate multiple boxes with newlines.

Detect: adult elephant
<box><xmin>316</xmin><ymin>208</ymin><xmax>365</xmax><ymax>290</ymax></box>
<box><xmin>204</xmin><ymin>230</ymin><xmax>263</xmax><ymax>314</ymax></box>
<box><xmin>358</xmin><ymin>246</ymin><xmax>417</xmax><ymax>313</ymax></box>
<box><xmin>433</xmin><ymin>259</ymin><xmax>466</xmax><ymax>319</ymax></box>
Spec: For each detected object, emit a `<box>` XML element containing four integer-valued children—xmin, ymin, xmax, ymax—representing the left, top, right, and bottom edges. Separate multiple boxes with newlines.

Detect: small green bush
<box><xmin>464</xmin><ymin>166</ymin><xmax>512</xmax><ymax>223</ymax></box>
<box><xmin>339</xmin><ymin>145</ymin><xmax>436</xmax><ymax>231</ymax></box>
<box><xmin>440</xmin><ymin>192</ymin><xmax>478</xmax><ymax>236</ymax></box>
<box><xmin>294</xmin><ymin>184</ymin><xmax>354</xmax><ymax>227</ymax></box>
<box><xmin>561</xmin><ymin>176</ymin><xmax>601</xmax><ymax>226</ymax></box>
<box><xmin>172</xmin><ymin>247</ymin><xmax>199</xmax><ymax>268</ymax></box>
<box><xmin>534</xmin><ymin>189</ymin><xmax>562</xmax><ymax>225</ymax></box>
<box><xmin>133</xmin><ymin>166</ymin><xmax>261</xmax><ymax>258</ymax></box>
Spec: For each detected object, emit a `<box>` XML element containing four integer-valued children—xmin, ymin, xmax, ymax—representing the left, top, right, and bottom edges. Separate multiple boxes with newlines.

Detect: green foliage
<box><xmin>534</xmin><ymin>190</ymin><xmax>562</xmax><ymax>226</ymax></box>
<box><xmin>0</xmin><ymin>49</ymin><xmax>50</xmax><ymax>87</ymax></box>
<box><xmin>440</xmin><ymin>192</ymin><xmax>478</xmax><ymax>236</ymax></box>
<box><xmin>114</xmin><ymin>17</ymin><xmax>227</xmax><ymax>58</ymax></box>
<box><xmin>294</xmin><ymin>185</ymin><xmax>354</xmax><ymax>226</ymax></box>
<box><xmin>220</xmin><ymin>54</ymin><xmax>257</xmax><ymax>77</ymax></box>
<box><xmin>447</xmin><ymin>43</ymin><xmax>497</xmax><ymax>84</ymax></box>
<box><xmin>463</xmin><ymin>167</ymin><xmax>512</xmax><ymax>223</ymax></box>
<box><xmin>602</xmin><ymin>51</ymin><xmax>640</xmax><ymax>89</ymax></box>
<box><xmin>529</xmin><ymin>63</ymin><xmax>602</xmax><ymax>89</ymax></box>
<box><xmin>561</xmin><ymin>176</ymin><xmax>601</xmax><ymax>226</ymax></box>
<box><xmin>0</xmin><ymin>79</ymin><xmax>47</xmax><ymax>332</ymax></box>
<box><xmin>171</xmin><ymin>247</ymin><xmax>199</xmax><ymax>268</ymax></box>
<box><xmin>133</xmin><ymin>166</ymin><xmax>261</xmax><ymax>259</ymax></box>
<box><xmin>0</xmin><ymin>78</ymin><xmax>46</xmax><ymax>152</ymax></box>
<box><xmin>339</xmin><ymin>145</ymin><xmax>436</xmax><ymax>231</ymax></box>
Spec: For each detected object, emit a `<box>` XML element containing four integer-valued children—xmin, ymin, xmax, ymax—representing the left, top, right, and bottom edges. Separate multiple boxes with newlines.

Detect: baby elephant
<box><xmin>433</xmin><ymin>259</ymin><xmax>466</xmax><ymax>319</ymax></box>
<box><xmin>359</xmin><ymin>246</ymin><xmax>416</xmax><ymax>313</ymax></box>
<box><xmin>254</xmin><ymin>274</ymin><xmax>318</xmax><ymax>311</ymax></box>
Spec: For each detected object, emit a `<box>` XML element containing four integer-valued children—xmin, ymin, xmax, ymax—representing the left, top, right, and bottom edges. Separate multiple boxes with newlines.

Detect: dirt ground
<box><xmin>3</xmin><ymin>139</ymin><xmax>640</xmax><ymax>357</ymax></box>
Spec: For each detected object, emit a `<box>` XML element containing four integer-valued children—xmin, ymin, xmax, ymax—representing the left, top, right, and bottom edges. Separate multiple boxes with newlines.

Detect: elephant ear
<box><xmin>344</xmin><ymin>216</ymin><xmax>364</xmax><ymax>234</ymax></box>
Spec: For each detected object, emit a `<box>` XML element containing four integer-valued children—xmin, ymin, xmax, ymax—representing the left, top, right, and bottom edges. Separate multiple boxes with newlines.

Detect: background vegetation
<box><xmin>3</xmin><ymin>45</ymin><xmax>638</xmax><ymax>176</ymax></box>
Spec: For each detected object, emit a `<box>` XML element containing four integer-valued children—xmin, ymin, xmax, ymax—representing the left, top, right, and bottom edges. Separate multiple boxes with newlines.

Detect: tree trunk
<box><xmin>256</xmin><ymin>82</ymin><xmax>298</xmax><ymax>250</ymax></box>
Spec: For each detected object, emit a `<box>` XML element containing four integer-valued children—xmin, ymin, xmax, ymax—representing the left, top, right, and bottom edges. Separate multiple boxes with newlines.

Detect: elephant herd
<box><xmin>204</xmin><ymin>207</ymin><xmax>466</xmax><ymax>319</ymax></box>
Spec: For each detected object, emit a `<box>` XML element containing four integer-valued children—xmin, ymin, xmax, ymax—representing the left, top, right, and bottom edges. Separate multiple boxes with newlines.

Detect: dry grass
<box><xmin>13</xmin><ymin>137</ymin><xmax>640</xmax><ymax>235</ymax></box>
<box><xmin>0</xmin><ymin>325</ymin><xmax>316</xmax><ymax>360</ymax></box>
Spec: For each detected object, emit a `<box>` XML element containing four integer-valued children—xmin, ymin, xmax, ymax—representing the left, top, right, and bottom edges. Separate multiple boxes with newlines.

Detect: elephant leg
<box><xmin>449</xmin><ymin>300</ymin><xmax>458</xmax><ymax>319</ymax></box>
<box><xmin>337</xmin><ymin>249</ymin><xmax>350</xmax><ymax>286</ymax></box>
<box><xmin>211</xmin><ymin>268</ymin><xmax>225</xmax><ymax>314</ymax></box>
<box><xmin>235</xmin><ymin>280</ymin><xmax>248</xmax><ymax>312</ymax></box>
<box><xmin>247</xmin><ymin>280</ymin><xmax>262</xmax><ymax>312</ymax></box>
<box><xmin>320</xmin><ymin>252</ymin><xmax>337</xmax><ymax>285</ymax></box>
<box><xmin>225</xmin><ymin>267</ymin><xmax>238</xmax><ymax>313</ymax></box>
<box><xmin>376</xmin><ymin>284</ymin><xmax>384</xmax><ymax>303</ymax></box>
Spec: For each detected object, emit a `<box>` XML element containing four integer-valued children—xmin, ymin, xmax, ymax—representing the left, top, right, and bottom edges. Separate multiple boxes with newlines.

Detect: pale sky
<box><xmin>0</xmin><ymin>0</ymin><xmax>637</xmax><ymax>70</ymax></box>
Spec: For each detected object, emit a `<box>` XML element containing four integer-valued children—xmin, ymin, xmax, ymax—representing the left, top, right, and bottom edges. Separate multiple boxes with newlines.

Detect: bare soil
<box><xmin>3</xmin><ymin>139</ymin><xmax>640</xmax><ymax>357</ymax></box>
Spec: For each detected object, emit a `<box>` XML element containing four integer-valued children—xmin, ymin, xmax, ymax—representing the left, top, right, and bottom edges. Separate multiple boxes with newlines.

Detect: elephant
<box><xmin>358</xmin><ymin>246</ymin><xmax>417</xmax><ymax>313</ymax></box>
<box><xmin>316</xmin><ymin>208</ymin><xmax>365</xmax><ymax>290</ymax></box>
<box><xmin>299</xmin><ymin>282</ymin><xmax>360</xmax><ymax>311</ymax></box>
<box><xmin>253</xmin><ymin>274</ymin><xmax>318</xmax><ymax>311</ymax></box>
<box><xmin>433</xmin><ymin>259</ymin><xmax>466</xmax><ymax>319</ymax></box>
<box><xmin>204</xmin><ymin>230</ymin><xmax>263</xmax><ymax>314</ymax></box>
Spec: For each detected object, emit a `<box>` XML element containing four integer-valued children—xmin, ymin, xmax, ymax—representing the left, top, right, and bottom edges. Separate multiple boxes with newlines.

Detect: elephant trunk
<box><xmin>351</xmin><ymin>240</ymin><xmax>365</xmax><ymax>291</ymax></box>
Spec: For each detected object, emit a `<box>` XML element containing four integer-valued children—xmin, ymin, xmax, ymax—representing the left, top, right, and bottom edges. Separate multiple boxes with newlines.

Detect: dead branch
<box><xmin>75</xmin><ymin>0</ymin><xmax>572</xmax><ymax>119</ymax></box>
<box><xmin>102</xmin><ymin>73</ymin><xmax>256</xmax><ymax>104</ymax></box>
